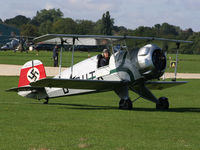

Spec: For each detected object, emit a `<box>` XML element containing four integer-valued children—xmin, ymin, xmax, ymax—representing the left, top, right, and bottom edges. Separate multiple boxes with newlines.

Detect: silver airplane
<box><xmin>8</xmin><ymin>34</ymin><xmax>192</xmax><ymax>110</ymax></box>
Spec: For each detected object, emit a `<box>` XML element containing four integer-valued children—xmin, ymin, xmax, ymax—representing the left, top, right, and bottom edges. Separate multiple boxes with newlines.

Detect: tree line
<box><xmin>1</xmin><ymin>8</ymin><xmax>200</xmax><ymax>54</ymax></box>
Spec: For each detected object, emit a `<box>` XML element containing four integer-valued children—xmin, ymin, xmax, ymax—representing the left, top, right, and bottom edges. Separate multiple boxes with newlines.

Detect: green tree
<box><xmin>160</xmin><ymin>23</ymin><xmax>179</xmax><ymax>37</ymax></box>
<box><xmin>153</xmin><ymin>24</ymin><xmax>161</xmax><ymax>36</ymax></box>
<box><xmin>113</xmin><ymin>26</ymin><xmax>128</xmax><ymax>35</ymax></box>
<box><xmin>31</xmin><ymin>8</ymin><xmax>63</xmax><ymax>26</ymax></box>
<box><xmin>76</xmin><ymin>20</ymin><xmax>95</xmax><ymax>34</ymax></box>
<box><xmin>93</xmin><ymin>19</ymin><xmax>103</xmax><ymax>34</ymax></box>
<box><xmin>101</xmin><ymin>11</ymin><xmax>114</xmax><ymax>35</ymax></box>
<box><xmin>181</xmin><ymin>33</ymin><xmax>200</xmax><ymax>54</ymax></box>
<box><xmin>4</xmin><ymin>15</ymin><xmax>31</xmax><ymax>28</ymax></box>
<box><xmin>178</xmin><ymin>28</ymin><xmax>193</xmax><ymax>40</ymax></box>
<box><xmin>39</xmin><ymin>20</ymin><xmax>53</xmax><ymax>34</ymax></box>
<box><xmin>52</xmin><ymin>18</ymin><xmax>77</xmax><ymax>34</ymax></box>
<box><xmin>21</xmin><ymin>24</ymin><xmax>39</xmax><ymax>36</ymax></box>
<box><xmin>133</xmin><ymin>26</ymin><xmax>155</xmax><ymax>36</ymax></box>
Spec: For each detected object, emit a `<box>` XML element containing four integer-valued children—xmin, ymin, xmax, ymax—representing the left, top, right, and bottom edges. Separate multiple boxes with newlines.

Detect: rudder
<box><xmin>18</xmin><ymin>60</ymin><xmax>46</xmax><ymax>87</ymax></box>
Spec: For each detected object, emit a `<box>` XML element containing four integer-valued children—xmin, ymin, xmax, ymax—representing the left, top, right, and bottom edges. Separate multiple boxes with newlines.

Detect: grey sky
<box><xmin>1</xmin><ymin>0</ymin><xmax>200</xmax><ymax>31</ymax></box>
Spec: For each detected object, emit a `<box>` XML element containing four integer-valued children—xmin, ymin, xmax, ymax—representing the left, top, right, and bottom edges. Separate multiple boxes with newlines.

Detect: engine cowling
<box><xmin>137</xmin><ymin>44</ymin><xmax>166</xmax><ymax>80</ymax></box>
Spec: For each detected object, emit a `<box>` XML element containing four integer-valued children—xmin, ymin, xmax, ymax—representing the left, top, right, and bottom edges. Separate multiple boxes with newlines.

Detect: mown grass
<box><xmin>166</xmin><ymin>54</ymin><xmax>200</xmax><ymax>73</ymax></box>
<box><xmin>0</xmin><ymin>76</ymin><xmax>200</xmax><ymax>150</ymax></box>
<box><xmin>0</xmin><ymin>50</ymin><xmax>200</xmax><ymax>73</ymax></box>
<box><xmin>0</xmin><ymin>50</ymin><xmax>99</xmax><ymax>68</ymax></box>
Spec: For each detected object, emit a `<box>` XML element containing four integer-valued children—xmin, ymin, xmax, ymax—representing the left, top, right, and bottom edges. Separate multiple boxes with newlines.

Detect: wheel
<box><xmin>119</xmin><ymin>99</ymin><xmax>133</xmax><ymax>110</ymax></box>
<box><xmin>43</xmin><ymin>98</ymin><xmax>49</xmax><ymax>104</ymax></box>
<box><xmin>156</xmin><ymin>97</ymin><xmax>169</xmax><ymax>110</ymax></box>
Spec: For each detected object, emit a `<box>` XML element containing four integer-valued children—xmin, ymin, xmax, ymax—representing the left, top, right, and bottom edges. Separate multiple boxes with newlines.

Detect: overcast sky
<box><xmin>1</xmin><ymin>0</ymin><xmax>200</xmax><ymax>31</ymax></box>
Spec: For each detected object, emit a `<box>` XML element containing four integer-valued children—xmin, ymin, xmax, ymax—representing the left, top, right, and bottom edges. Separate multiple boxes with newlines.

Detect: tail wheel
<box><xmin>156</xmin><ymin>97</ymin><xmax>169</xmax><ymax>110</ymax></box>
<box><xmin>44</xmin><ymin>97</ymin><xmax>49</xmax><ymax>104</ymax></box>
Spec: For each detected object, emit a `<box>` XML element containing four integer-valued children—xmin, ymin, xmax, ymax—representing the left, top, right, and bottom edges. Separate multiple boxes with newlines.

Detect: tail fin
<box><xmin>18</xmin><ymin>60</ymin><xmax>46</xmax><ymax>87</ymax></box>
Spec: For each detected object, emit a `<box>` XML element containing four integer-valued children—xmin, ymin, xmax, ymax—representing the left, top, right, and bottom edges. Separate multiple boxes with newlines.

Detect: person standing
<box><xmin>53</xmin><ymin>45</ymin><xmax>59</xmax><ymax>67</ymax></box>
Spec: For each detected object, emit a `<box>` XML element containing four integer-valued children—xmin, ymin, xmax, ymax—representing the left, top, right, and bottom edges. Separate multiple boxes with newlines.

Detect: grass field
<box><xmin>0</xmin><ymin>50</ymin><xmax>99</xmax><ymax>68</ymax></box>
<box><xmin>166</xmin><ymin>54</ymin><xmax>200</xmax><ymax>73</ymax></box>
<box><xmin>0</xmin><ymin>50</ymin><xmax>200</xmax><ymax>73</ymax></box>
<box><xmin>1</xmin><ymin>76</ymin><xmax>200</xmax><ymax>150</ymax></box>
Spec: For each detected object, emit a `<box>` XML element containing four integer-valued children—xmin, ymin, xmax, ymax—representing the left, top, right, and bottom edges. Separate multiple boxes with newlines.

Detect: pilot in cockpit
<box><xmin>97</xmin><ymin>49</ymin><xmax>110</xmax><ymax>68</ymax></box>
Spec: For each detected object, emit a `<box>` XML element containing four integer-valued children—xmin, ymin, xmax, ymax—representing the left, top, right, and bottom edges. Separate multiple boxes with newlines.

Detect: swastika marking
<box><xmin>27</xmin><ymin>68</ymin><xmax>40</xmax><ymax>82</ymax></box>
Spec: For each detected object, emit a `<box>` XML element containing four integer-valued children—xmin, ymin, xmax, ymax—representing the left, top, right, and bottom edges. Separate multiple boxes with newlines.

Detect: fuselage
<box><xmin>45</xmin><ymin>51</ymin><xmax>124</xmax><ymax>99</ymax></box>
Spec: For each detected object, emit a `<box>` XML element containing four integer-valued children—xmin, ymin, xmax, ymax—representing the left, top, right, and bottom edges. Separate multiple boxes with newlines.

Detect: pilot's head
<box><xmin>103</xmin><ymin>49</ymin><xmax>110</xmax><ymax>59</ymax></box>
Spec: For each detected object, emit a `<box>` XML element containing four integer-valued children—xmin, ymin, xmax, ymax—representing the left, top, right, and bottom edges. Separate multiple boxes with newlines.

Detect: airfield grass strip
<box><xmin>0</xmin><ymin>76</ymin><xmax>200</xmax><ymax>149</ymax></box>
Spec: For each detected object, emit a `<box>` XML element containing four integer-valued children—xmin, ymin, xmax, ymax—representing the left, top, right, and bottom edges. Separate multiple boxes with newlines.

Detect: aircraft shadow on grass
<box><xmin>48</xmin><ymin>103</ymin><xmax>117</xmax><ymax>110</ymax></box>
<box><xmin>37</xmin><ymin>103</ymin><xmax>200</xmax><ymax>112</ymax></box>
<box><xmin>133</xmin><ymin>107</ymin><xmax>200</xmax><ymax>113</ymax></box>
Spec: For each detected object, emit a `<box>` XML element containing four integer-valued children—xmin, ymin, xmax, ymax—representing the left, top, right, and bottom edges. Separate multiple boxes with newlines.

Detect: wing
<box><xmin>30</xmin><ymin>78</ymin><xmax>130</xmax><ymax>91</ymax></box>
<box><xmin>33</xmin><ymin>34</ymin><xmax>193</xmax><ymax>44</ymax></box>
<box><xmin>129</xmin><ymin>80</ymin><xmax>188</xmax><ymax>104</ymax></box>
<box><xmin>145</xmin><ymin>81</ymin><xmax>188</xmax><ymax>90</ymax></box>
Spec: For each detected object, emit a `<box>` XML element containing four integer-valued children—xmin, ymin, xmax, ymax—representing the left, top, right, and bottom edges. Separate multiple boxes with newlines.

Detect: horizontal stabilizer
<box><xmin>30</xmin><ymin>78</ymin><xmax>130</xmax><ymax>91</ymax></box>
<box><xmin>7</xmin><ymin>86</ymin><xmax>44</xmax><ymax>92</ymax></box>
<box><xmin>145</xmin><ymin>81</ymin><xmax>188</xmax><ymax>90</ymax></box>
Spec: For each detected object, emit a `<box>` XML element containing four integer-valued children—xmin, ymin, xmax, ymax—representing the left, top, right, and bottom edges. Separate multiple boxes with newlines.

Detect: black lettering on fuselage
<box><xmin>89</xmin><ymin>71</ymin><xmax>95</xmax><ymax>79</ymax></box>
<box><xmin>97</xmin><ymin>77</ymin><xmax>104</xmax><ymax>80</ymax></box>
<box><xmin>76</xmin><ymin>70</ymin><xmax>96</xmax><ymax>80</ymax></box>
<box><xmin>63</xmin><ymin>88</ymin><xmax>69</xmax><ymax>94</ymax></box>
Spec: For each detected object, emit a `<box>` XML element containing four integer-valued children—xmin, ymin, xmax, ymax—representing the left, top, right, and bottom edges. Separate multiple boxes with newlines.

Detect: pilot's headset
<box><xmin>102</xmin><ymin>49</ymin><xmax>110</xmax><ymax>57</ymax></box>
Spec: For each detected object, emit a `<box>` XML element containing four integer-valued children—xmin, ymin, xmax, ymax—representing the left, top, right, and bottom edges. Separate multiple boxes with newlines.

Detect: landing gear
<box><xmin>44</xmin><ymin>97</ymin><xmax>49</xmax><ymax>104</ymax></box>
<box><xmin>119</xmin><ymin>99</ymin><xmax>133</xmax><ymax>110</ymax></box>
<box><xmin>156</xmin><ymin>97</ymin><xmax>169</xmax><ymax>110</ymax></box>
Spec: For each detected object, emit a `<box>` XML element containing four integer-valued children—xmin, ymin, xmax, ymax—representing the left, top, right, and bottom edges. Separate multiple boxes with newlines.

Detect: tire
<box><xmin>156</xmin><ymin>97</ymin><xmax>169</xmax><ymax>110</ymax></box>
<box><xmin>119</xmin><ymin>99</ymin><xmax>133</xmax><ymax>110</ymax></box>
